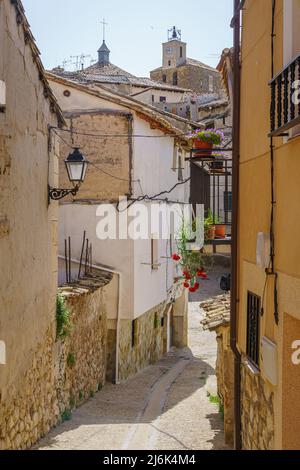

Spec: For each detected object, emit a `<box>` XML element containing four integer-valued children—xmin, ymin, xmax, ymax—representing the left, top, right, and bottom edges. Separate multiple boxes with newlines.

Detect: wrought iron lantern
<box><xmin>49</xmin><ymin>148</ymin><xmax>89</xmax><ymax>202</ymax></box>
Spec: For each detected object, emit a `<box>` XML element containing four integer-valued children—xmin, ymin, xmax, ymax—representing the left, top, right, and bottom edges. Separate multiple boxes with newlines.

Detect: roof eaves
<box><xmin>10</xmin><ymin>0</ymin><xmax>65</xmax><ymax>127</ymax></box>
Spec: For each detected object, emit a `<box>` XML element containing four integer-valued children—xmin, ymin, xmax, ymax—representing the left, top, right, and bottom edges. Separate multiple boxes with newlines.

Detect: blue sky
<box><xmin>22</xmin><ymin>0</ymin><xmax>233</xmax><ymax>77</ymax></box>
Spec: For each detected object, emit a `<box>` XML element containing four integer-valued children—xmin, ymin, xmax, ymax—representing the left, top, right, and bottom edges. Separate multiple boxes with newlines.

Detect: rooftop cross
<box><xmin>101</xmin><ymin>18</ymin><xmax>108</xmax><ymax>42</ymax></box>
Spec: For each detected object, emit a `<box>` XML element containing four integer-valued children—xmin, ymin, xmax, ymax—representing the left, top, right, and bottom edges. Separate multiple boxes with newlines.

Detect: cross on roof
<box><xmin>101</xmin><ymin>18</ymin><xmax>108</xmax><ymax>42</ymax></box>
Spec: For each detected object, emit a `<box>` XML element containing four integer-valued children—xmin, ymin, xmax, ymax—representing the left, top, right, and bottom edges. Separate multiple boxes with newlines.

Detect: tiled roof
<box><xmin>151</xmin><ymin>58</ymin><xmax>219</xmax><ymax>74</ymax></box>
<box><xmin>200</xmin><ymin>293</ymin><xmax>230</xmax><ymax>331</ymax></box>
<box><xmin>46</xmin><ymin>72</ymin><xmax>200</xmax><ymax>143</ymax></box>
<box><xmin>52</xmin><ymin>63</ymin><xmax>191</xmax><ymax>92</ymax></box>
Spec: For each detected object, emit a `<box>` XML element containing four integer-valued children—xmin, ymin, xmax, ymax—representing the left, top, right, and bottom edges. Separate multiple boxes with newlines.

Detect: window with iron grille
<box><xmin>246</xmin><ymin>292</ymin><xmax>261</xmax><ymax>367</ymax></box>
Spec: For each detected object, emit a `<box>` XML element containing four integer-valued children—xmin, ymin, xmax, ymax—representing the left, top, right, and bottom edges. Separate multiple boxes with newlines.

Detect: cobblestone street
<box><xmin>35</xmin><ymin>268</ymin><xmax>228</xmax><ymax>451</ymax></box>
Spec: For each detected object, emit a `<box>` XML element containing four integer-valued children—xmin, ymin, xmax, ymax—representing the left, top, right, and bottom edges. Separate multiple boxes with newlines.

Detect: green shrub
<box><xmin>56</xmin><ymin>293</ymin><xmax>72</xmax><ymax>340</ymax></box>
<box><xmin>67</xmin><ymin>352</ymin><xmax>76</xmax><ymax>368</ymax></box>
<box><xmin>61</xmin><ymin>409</ymin><xmax>72</xmax><ymax>422</ymax></box>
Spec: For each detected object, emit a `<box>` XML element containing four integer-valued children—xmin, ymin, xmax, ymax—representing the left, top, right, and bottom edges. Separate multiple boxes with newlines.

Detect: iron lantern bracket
<box><xmin>48</xmin><ymin>184</ymin><xmax>80</xmax><ymax>203</ymax></box>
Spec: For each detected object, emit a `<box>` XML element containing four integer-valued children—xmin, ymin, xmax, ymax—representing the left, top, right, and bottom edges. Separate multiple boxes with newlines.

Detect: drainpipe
<box><xmin>58</xmin><ymin>256</ymin><xmax>122</xmax><ymax>385</ymax></box>
<box><xmin>230</xmin><ymin>0</ymin><xmax>242</xmax><ymax>451</ymax></box>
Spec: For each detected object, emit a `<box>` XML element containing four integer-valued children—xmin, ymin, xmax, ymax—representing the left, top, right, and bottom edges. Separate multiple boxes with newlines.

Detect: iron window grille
<box><xmin>246</xmin><ymin>291</ymin><xmax>261</xmax><ymax>367</ymax></box>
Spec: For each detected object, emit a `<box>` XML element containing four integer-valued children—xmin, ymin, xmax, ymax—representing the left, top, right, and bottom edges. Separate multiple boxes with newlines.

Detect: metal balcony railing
<box><xmin>270</xmin><ymin>54</ymin><xmax>300</xmax><ymax>136</ymax></box>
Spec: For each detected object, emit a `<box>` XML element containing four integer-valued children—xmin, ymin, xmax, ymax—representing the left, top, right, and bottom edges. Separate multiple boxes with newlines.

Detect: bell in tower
<box><xmin>163</xmin><ymin>27</ymin><xmax>186</xmax><ymax>69</ymax></box>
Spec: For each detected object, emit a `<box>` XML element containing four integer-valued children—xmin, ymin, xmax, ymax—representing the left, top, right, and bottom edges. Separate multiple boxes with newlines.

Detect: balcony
<box><xmin>270</xmin><ymin>54</ymin><xmax>300</xmax><ymax>137</ymax></box>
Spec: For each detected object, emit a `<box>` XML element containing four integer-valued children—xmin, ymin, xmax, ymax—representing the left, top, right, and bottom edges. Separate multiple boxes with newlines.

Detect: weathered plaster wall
<box><xmin>0</xmin><ymin>0</ymin><xmax>59</xmax><ymax>449</ymax></box>
<box><xmin>58</xmin><ymin>110</ymin><xmax>132</xmax><ymax>203</ymax></box>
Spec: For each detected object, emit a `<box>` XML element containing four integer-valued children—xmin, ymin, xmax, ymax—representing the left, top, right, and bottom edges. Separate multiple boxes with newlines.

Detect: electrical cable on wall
<box><xmin>265</xmin><ymin>0</ymin><xmax>279</xmax><ymax>325</ymax></box>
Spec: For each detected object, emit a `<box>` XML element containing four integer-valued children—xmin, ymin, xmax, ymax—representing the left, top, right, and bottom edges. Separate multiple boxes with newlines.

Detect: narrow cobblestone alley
<box><xmin>36</xmin><ymin>268</ymin><xmax>228</xmax><ymax>451</ymax></box>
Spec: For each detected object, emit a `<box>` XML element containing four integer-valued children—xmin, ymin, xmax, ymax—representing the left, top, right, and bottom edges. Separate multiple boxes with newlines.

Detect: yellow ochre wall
<box><xmin>238</xmin><ymin>0</ymin><xmax>300</xmax><ymax>450</ymax></box>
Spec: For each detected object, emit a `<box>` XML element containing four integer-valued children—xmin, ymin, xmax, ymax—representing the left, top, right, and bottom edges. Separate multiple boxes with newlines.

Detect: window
<box><xmin>168</xmin><ymin>60</ymin><xmax>171</xmax><ymax>67</ymax></box>
<box><xmin>180</xmin><ymin>46</ymin><xmax>183</xmax><ymax>58</ymax></box>
<box><xmin>151</xmin><ymin>95</ymin><xmax>155</xmax><ymax>103</ymax></box>
<box><xmin>173</xmin><ymin>72</ymin><xmax>178</xmax><ymax>86</ymax></box>
<box><xmin>178</xmin><ymin>150</ymin><xmax>184</xmax><ymax>182</ymax></box>
<box><xmin>151</xmin><ymin>236</ymin><xmax>159</xmax><ymax>270</ymax></box>
<box><xmin>162</xmin><ymin>74</ymin><xmax>167</xmax><ymax>83</ymax></box>
<box><xmin>283</xmin><ymin>0</ymin><xmax>300</xmax><ymax>137</ymax></box>
<box><xmin>209</xmin><ymin>75</ymin><xmax>214</xmax><ymax>93</ymax></box>
<box><xmin>0</xmin><ymin>80</ymin><xmax>6</xmax><ymax>112</ymax></box>
<box><xmin>132</xmin><ymin>320</ymin><xmax>137</xmax><ymax>348</ymax></box>
<box><xmin>159</xmin><ymin>96</ymin><xmax>166</xmax><ymax>103</ymax></box>
<box><xmin>284</xmin><ymin>0</ymin><xmax>300</xmax><ymax>65</ymax></box>
<box><xmin>246</xmin><ymin>292</ymin><xmax>261</xmax><ymax>367</ymax></box>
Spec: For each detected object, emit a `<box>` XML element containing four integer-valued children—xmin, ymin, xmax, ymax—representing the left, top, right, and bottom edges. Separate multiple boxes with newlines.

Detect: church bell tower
<box><xmin>162</xmin><ymin>27</ymin><xmax>187</xmax><ymax>69</ymax></box>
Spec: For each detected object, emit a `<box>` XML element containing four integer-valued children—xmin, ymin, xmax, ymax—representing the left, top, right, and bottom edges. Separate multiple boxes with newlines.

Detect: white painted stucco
<box><xmin>51</xmin><ymin>78</ymin><xmax>191</xmax><ymax>320</ymax></box>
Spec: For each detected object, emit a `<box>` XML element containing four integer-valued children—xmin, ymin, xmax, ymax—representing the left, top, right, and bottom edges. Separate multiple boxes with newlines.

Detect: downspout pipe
<box><xmin>231</xmin><ymin>0</ymin><xmax>242</xmax><ymax>451</ymax></box>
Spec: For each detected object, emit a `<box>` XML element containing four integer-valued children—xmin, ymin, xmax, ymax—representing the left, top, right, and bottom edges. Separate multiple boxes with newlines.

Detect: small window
<box><xmin>168</xmin><ymin>60</ymin><xmax>171</xmax><ymax>67</ymax></box>
<box><xmin>178</xmin><ymin>150</ymin><xmax>184</xmax><ymax>182</ymax></box>
<box><xmin>173</xmin><ymin>72</ymin><xmax>178</xmax><ymax>86</ymax></box>
<box><xmin>151</xmin><ymin>236</ymin><xmax>159</xmax><ymax>270</ymax></box>
<box><xmin>180</xmin><ymin>46</ymin><xmax>183</xmax><ymax>58</ymax></box>
<box><xmin>159</xmin><ymin>96</ymin><xmax>166</xmax><ymax>103</ymax></box>
<box><xmin>162</xmin><ymin>75</ymin><xmax>167</xmax><ymax>83</ymax></box>
<box><xmin>246</xmin><ymin>292</ymin><xmax>261</xmax><ymax>367</ymax></box>
<box><xmin>152</xmin><ymin>95</ymin><xmax>155</xmax><ymax>103</ymax></box>
<box><xmin>0</xmin><ymin>80</ymin><xmax>6</xmax><ymax>112</ymax></box>
<box><xmin>132</xmin><ymin>320</ymin><xmax>137</xmax><ymax>348</ymax></box>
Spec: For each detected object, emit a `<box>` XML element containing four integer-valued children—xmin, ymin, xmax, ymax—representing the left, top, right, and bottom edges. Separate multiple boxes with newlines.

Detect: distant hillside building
<box><xmin>150</xmin><ymin>27</ymin><xmax>223</xmax><ymax>96</ymax></box>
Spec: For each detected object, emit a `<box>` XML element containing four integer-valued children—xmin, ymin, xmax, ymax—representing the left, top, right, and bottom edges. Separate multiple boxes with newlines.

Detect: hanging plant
<box><xmin>172</xmin><ymin>221</ymin><xmax>208</xmax><ymax>292</ymax></box>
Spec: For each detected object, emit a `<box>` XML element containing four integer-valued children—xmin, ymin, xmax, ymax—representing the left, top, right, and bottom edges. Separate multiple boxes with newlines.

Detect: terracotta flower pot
<box><xmin>194</xmin><ymin>139</ymin><xmax>213</xmax><ymax>157</ymax></box>
<box><xmin>205</xmin><ymin>225</ymin><xmax>216</xmax><ymax>240</ymax></box>
<box><xmin>215</xmin><ymin>224</ymin><xmax>226</xmax><ymax>238</ymax></box>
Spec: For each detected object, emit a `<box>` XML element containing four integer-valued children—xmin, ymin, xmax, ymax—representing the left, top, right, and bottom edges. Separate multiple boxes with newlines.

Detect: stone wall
<box><xmin>240</xmin><ymin>361</ymin><xmax>275</xmax><ymax>450</ymax></box>
<box><xmin>55</xmin><ymin>281</ymin><xmax>110</xmax><ymax>416</ymax></box>
<box><xmin>215</xmin><ymin>325</ymin><xmax>234</xmax><ymax>447</ymax></box>
<box><xmin>118</xmin><ymin>302</ymin><xmax>166</xmax><ymax>382</ymax></box>
<box><xmin>0</xmin><ymin>276</ymin><xmax>112</xmax><ymax>450</ymax></box>
<box><xmin>150</xmin><ymin>64</ymin><xmax>222</xmax><ymax>95</ymax></box>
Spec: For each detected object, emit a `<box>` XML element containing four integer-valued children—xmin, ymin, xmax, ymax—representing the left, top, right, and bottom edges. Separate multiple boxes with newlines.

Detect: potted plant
<box><xmin>172</xmin><ymin>222</ymin><xmax>208</xmax><ymax>293</ymax></box>
<box><xmin>204</xmin><ymin>209</ymin><xmax>216</xmax><ymax>240</ymax></box>
<box><xmin>189</xmin><ymin>128</ymin><xmax>224</xmax><ymax>157</ymax></box>
<box><xmin>214</xmin><ymin>213</ymin><xmax>226</xmax><ymax>238</ymax></box>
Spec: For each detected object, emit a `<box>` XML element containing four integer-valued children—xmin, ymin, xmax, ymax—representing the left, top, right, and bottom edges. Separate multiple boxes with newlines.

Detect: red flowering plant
<box><xmin>172</xmin><ymin>222</ymin><xmax>208</xmax><ymax>293</ymax></box>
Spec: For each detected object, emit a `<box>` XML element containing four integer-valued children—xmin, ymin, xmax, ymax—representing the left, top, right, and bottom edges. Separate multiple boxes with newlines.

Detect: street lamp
<box><xmin>49</xmin><ymin>148</ymin><xmax>89</xmax><ymax>202</ymax></box>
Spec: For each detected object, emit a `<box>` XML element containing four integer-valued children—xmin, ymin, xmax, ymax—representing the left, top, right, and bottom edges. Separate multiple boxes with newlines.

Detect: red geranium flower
<box><xmin>172</xmin><ymin>253</ymin><xmax>181</xmax><ymax>261</ymax></box>
<box><xmin>183</xmin><ymin>282</ymin><xmax>190</xmax><ymax>289</ymax></box>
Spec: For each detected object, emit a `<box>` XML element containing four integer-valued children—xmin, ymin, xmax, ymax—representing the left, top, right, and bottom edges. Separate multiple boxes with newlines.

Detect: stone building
<box><xmin>201</xmin><ymin>294</ymin><xmax>234</xmax><ymax>447</ymax></box>
<box><xmin>52</xmin><ymin>39</ymin><xmax>191</xmax><ymax>109</ymax></box>
<box><xmin>222</xmin><ymin>0</ymin><xmax>300</xmax><ymax>451</ymax></box>
<box><xmin>47</xmin><ymin>72</ymin><xmax>195</xmax><ymax>383</ymax></box>
<box><xmin>0</xmin><ymin>0</ymin><xmax>63</xmax><ymax>449</ymax></box>
<box><xmin>150</xmin><ymin>27</ymin><xmax>223</xmax><ymax>96</ymax></box>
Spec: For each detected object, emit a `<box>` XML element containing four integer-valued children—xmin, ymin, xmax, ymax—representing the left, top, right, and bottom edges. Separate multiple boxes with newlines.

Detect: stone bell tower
<box><xmin>162</xmin><ymin>26</ymin><xmax>187</xmax><ymax>69</ymax></box>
